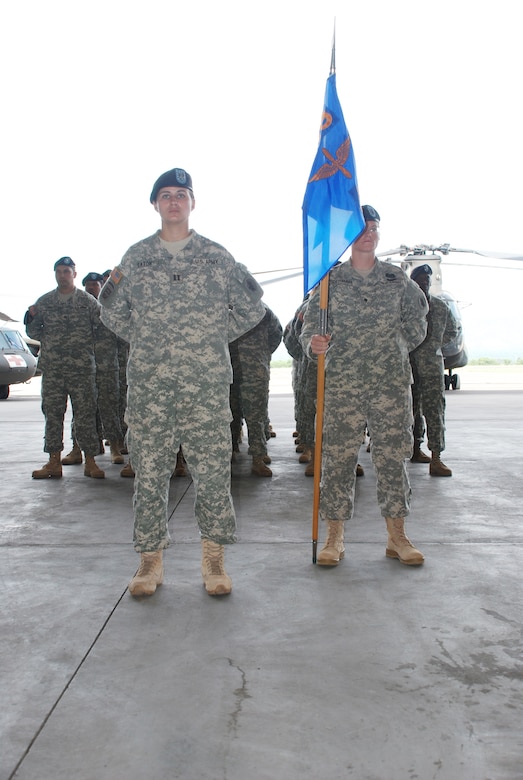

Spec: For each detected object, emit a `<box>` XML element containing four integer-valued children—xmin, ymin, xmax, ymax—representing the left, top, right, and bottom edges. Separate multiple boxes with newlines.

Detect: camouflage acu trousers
<box><xmin>320</xmin><ymin>373</ymin><xmax>413</xmax><ymax>522</ymax></box>
<box><xmin>411</xmin><ymin>362</ymin><xmax>446</xmax><ymax>453</ymax></box>
<box><xmin>241</xmin><ymin>362</ymin><xmax>270</xmax><ymax>458</ymax></box>
<box><xmin>127</xmin><ymin>377</ymin><xmax>236</xmax><ymax>552</ymax></box>
<box><xmin>41</xmin><ymin>367</ymin><xmax>99</xmax><ymax>455</ymax></box>
<box><xmin>297</xmin><ymin>357</ymin><xmax>317</xmax><ymax>449</ymax></box>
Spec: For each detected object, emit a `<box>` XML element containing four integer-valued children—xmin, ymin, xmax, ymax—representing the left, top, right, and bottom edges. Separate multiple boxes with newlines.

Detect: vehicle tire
<box><xmin>444</xmin><ymin>375</ymin><xmax>451</xmax><ymax>391</ymax></box>
<box><xmin>451</xmin><ymin>374</ymin><xmax>460</xmax><ymax>390</ymax></box>
<box><xmin>0</xmin><ymin>385</ymin><xmax>9</xmax><ymax>400</ymax></box>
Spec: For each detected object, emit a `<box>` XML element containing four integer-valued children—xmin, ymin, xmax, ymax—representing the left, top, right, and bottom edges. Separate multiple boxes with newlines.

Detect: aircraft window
<box><xmin>0</xmin><ymin>330</ymin><xmax>26</xmax><ymax>350</ymax></box>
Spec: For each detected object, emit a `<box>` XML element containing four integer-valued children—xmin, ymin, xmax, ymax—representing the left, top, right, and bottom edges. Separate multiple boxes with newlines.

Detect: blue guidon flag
<box><xmin>302</xmin><ymin>72</ymin><xmax>365</xmax><ymax>294</ymax></box>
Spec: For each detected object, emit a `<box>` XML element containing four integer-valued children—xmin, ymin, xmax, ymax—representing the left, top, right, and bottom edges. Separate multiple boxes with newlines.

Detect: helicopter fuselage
<box><xmin>0</xmin><ymin>322</ymin><xmax>38</xmax><ymax>400</ymax></box>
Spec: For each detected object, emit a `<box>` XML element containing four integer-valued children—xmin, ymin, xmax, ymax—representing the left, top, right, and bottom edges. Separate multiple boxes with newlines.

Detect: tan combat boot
<box><xmin>317</xmin><ymin>520</ymin><xmax>345</xmax><ymax>565</ymax></box>
<box><xmin>120</xmin><ymin>461</ymin><xmax>135</xmax><ymax>478</ymax></box>
<box><xmin>385</xmin><ymin>517</ymin><xmax>424</xmax><ymax>565</ymax></box>
<box><xmin>109</xmin><ymin>441</ymin><xmax>124</xmax><ymax>465</ymax></box>
<box><xmin>32</xmin><ymin>452</ymin><xmax>63</xmax><ymax>479</ymax></box>
<box><xmin>251</xmin><ymin>456</ymin><xmax>272</xmax><ymax>477</ymax></box>
<box><xmin>201</xmin><ymin>540</ymin><xmax>232</xmax><ymax>595</ymax></box>
<box><xmin>129</xmin><ymin>551</ymin><xmax>164</xmax><ymax>597</ymax></box>
<box><xmin>174</xmin><ymin>448</ymin><xmax>188</xmax><ymax>477</ymax></box>
<box><xmin>411</xmin><ymin>444</ymin><xmax>431</xmax><ymax>463</ymax></box>
<box><xmin>304</xmin><ymin>446</ymin><xmax>315</xmax><ymax>477</ymax></box>
<box><xmin>298</xmin><ymin>447</ymin><xmax>312</xmax><ymax>464</ymax></box>
<box><xmin>84</xmin><ymin>455</ymin><xmax>105</xmax><ymax>479</ymax></box>
<box><xmin>62</xmin><ymin>443</ymin><xmax>83</xmax><ymax>465</ymax></box>
<box><xmin>429</xmin><ymin>453</ymin><xmax>452</xmax><ymax>477</ymax></box>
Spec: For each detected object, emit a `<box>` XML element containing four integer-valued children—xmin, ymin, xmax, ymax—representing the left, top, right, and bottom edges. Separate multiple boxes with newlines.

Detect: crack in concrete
<box><xmin>226</xmin><ymin>657</ymin><xmax>251</xmax><ymax>738</ymax></box>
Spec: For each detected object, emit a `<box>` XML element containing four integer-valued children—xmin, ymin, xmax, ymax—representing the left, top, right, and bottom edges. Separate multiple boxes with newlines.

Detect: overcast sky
<box><xmin>1</xmin><ymin>0</ymin><xmax>522</xmax><ymax>358</ymax></box>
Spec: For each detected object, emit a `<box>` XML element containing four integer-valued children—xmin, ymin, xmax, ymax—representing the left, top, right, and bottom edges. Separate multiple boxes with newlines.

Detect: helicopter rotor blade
<box><xmin>259</xmin><ymin>271</ymin><xmax>303</xmax><ymax>286</ymax></box>
<box><xmin>252</xmin><ymin>266</ymin><xmax>302</xmax><ymax>276</ymax></box>
<box><xmin>448</xmin><ymin>247</ymin><xmax>523</xmax><ymax>261</ymax></box>
<box><xmin>376</xmin><ymin>246</ymin><xmax>409</xmax><ymax>258</ymax></box>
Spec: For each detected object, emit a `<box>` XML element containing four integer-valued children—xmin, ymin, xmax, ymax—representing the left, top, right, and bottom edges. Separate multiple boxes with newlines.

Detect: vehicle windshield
<box><xmin>0</xmin><ymin>329</ymin><xmax>27</xmax><ymax>351</ymax></box>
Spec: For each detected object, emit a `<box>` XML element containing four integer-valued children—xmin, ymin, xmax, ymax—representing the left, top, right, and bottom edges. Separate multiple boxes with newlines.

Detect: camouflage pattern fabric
<box><xmin>100</xmin><ymin>230</ymin><xmax>265</xmax><ymax>552</ymax></box>
<box><xmin>283</xmin><ymin>313</ymin><xmax>304</xmax><ymax>431</ymax></box>
<box><xmin>301</xmin><ymin>260</ymin><xmax>428</xmax><ymax>522</ymax></box>
<box><xmin>93</xmin><ymin>320</ymin><xmax>123</xmax><ymax>442</ymax></box>
<box><xmin>116</xmin><ymin>337</ymin><xmax>129</xmax><ymax>441</ymax></box>
<box><xmin>410</xmin><ymin>293</ymin><xmax>459</xmax><ymax>454</ymax></box>
<box><xmin>231</xmin><ymin>305</ymin><xmax>282</xmax><ymax>457</ymax></box>
<box><xmin>229</xmin><ymin>341</ymin><xmax>243</xmax><ymax>449</ymax></box>
<box><xmin>294</xmin><ymin>302</ymin><xmax>317</xmax><ymax>451</ymax></box>
<box><xmin>26</xmin><ymin>289</ymin><xmax>101</xmax><ymax>455</ymax></box>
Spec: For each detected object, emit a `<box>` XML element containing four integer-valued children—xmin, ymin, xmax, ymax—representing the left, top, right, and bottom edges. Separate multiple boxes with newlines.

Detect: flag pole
<box><xmin>311</xmin><ymin>31</ymin><xmax>336</xmax><ymax>564</ymax></box>
<box><xmin>311</xmin><ymin>274</ymin><xmax>329</xmax><ymax>563</ymax></box>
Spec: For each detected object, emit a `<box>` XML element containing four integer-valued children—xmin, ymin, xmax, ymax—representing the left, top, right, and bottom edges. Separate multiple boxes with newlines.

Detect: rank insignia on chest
<box><xmin>172</xmin><ymin>273</ymin><xmax>182</xmax><ymax>282</ymax></box>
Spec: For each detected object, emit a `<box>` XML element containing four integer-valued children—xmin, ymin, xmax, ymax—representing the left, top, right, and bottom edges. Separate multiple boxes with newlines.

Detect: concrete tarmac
<box><xmin>1</xmin><ymin>372</ymin><xmax>522</xmax><ymax>780</ymax></box>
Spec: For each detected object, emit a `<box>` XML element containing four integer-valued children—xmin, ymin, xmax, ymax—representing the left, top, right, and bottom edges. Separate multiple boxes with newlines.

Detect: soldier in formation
<box><xmin>300</xmin><ymin>206</ymin><xmax>429</xmax><ymax>567</ymax></box>
<box><xmin>230</xmin><ymin>304</ymin><xmax>282</xmax><ymax>477</ymax></box>
<box><xmin>99</xmin><ymin>167</ymin><xmax>265</xmax><ymax>598</ymax></box>
<box><xmin>62</xmin><ymin>272</ymin><xmax>125</xmax><ymax>466</ymax></box>
<box><xmin>409</xmin><ymin>264</ymin><xmax>459</xmax><ymax>477</ymax></box>
<box><xmin>283</xmin><ymin>300</ymin><xmax>316</xmax><ymax>476</ymax></box>
<box><xmin>25</xmin><ymin>257</ymin><xmax>105</xmax><ymax>480</ymax></box>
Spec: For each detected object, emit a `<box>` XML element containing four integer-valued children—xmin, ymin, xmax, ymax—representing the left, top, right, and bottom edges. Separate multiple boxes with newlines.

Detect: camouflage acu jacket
<box><xmin>99</xmin><ymin>230</ymin><xmax>265</xmax><ymax>386</ymax></box>
<box><xmin>26</xmin><ymin>288</ymin><xmax>100</xmax><ymax>373</ymax></box>
<box><xmin>300</xmin><ymin>259</ymin><xmax>429</xmax><ymax>387</ymax></box>
<box><xmin>410</xmin><ymin>293</ymin><xmax>459</xmax><ymax>367</ymax></box>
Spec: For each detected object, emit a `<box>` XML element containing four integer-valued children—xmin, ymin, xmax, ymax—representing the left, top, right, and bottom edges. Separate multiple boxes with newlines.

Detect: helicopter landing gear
<box><xmin>445</xmin><ymin>371</ymin><xmax>460</xmax><ymax>391</ymax></box>
<box><xmin>0</xmin><ymin>384</ymin><xmax>10</xmax><ymax>400</ymax></box>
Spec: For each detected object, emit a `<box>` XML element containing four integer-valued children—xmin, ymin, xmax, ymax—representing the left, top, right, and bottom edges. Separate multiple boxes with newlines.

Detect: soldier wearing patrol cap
<box><xmin>100</xmin><ymin>167</ymin><xmax>266</xmax><ymax>598</ymax></box>
<box><xmin>25</xmin><ymin>257</ymin><xmax>105</xmax><ymax>480</ymax></box>
<box><xmin>409</xmin><ymin>263</ymin><xmax>459</xmax><ymax>476</ymax></box>
<box><xmin>301</xmin><ymin>205</ymin><xmax>429</xmax><ymax>568</ymax></box>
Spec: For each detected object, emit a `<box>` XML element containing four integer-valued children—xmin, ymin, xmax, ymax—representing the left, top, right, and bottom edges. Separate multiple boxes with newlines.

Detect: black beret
<box><xmin>150</xmin><ymin>168</ymin><xmax>193</xmax><ymax>203</ymax></box>
<box><xmin>362</xmin><ymin>205</ymin><xmax>380</xmax><ymax>222</ymax></box>
<box><xmin>411</xmin><ymin>264</ymin><xmax>433</xmax><ymax>281</ymax></box>
<box><xmin>82</xmin><ymin>272</ymin><xmax>105</xmax><ymax>286</ymax></box>
<box><xmin>54</xmin><ymin>256</ymin><xmax>75</xmax><ymax>270</ymax></box>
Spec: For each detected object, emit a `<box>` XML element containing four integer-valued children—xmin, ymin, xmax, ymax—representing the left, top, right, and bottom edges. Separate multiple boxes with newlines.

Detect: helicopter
<box><xmin>0</xmin><ymin>315</ymin><xmax>39</xmax><ymax>400</ymax></box>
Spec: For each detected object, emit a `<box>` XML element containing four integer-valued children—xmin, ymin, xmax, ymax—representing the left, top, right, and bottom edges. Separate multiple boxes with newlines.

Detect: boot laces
<box><xmin>204</xmin><ymin>544</ymin><xmax>224</xmax><ymax>575</ymax></box>
<box><xmin>390</xmin><ymin>523</ymin><xmax>414</xmax><ymax>548</ymax></box>
<box><xmin>325</xmin><ymin>523</ymin><xmax>343</xmax><ymax>549</ymax></box>
<box><xmin>136</xmin><ymin>554</ymin><xmax>159</xmax><ymax>577</ymax></box>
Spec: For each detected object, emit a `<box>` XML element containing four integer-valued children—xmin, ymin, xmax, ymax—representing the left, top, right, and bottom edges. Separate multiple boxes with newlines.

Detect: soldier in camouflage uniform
<box><xmin>99</xmin><ymin>167</ymin><xmax>265</xmax><ymax>598</ymax></box>
<box><xmin>25</xmin><ymin>257</ymin><xmax>105</xmax><ymax>480</ymax></box>
<box><xmin>301</xmin><ymin>206</ymin><xmax>429</xmax><ymax>567</ymax></box>
<box><xmin>409</xmin><ymin>264</ymin><xmax>459</xmax><ymax>477</ymax></box>
<box><xmin>284</xmin><ymin>301</ymin><xmax>317</xmax><ymax>475</ymax></box>
<box><xmin>62</xmin><ymin>272</ymin><xmax>125</xmax><ymax>466</ymax></box>
<box><xmin>85</xmin><ymin>273</ymin><xmax>124</xmax><ymax>462</ymax></box>
<box><xmin>282</xmin><ymin>311</ymin><xmax>304</xmax><ymax>440</ymax></box>
<box><xmin>103</xmin><ymin>268</ymin><xmax>129</xmax><ymax>444</ymax></box>
<box><xmin>229</xmin><ymin>340</ymin><xmax>243</xmax><ymax>455</ymax></box>
<box><xmin>231</xmin><ymin>304</ymin><xmax>282</xmax><ymax>476</ymax></box>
